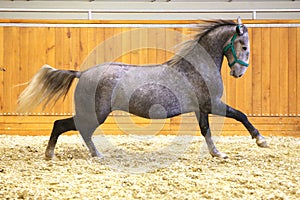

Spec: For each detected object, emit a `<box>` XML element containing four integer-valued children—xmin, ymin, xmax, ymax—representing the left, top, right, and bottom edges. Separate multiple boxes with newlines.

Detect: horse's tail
<box><xmin>17</xmin><ymin>64</ymin><xmax>81</xmax><ymax>114</ymax></box>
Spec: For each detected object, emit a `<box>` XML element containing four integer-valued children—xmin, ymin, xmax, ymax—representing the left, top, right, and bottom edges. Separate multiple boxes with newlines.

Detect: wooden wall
<box><xmin>0</xmin><ymin>20</ymin><xmax>299</xmax><ymax>137</ymax></box>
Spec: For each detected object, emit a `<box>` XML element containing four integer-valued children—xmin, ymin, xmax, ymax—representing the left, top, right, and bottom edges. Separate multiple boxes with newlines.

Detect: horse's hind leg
<box><xmin>196</xmin><ymin>112</ymin><xmax>228</xmax><ymax>159</ymax></box>
<box><xmin>79</xmin><ymin>127</ymin><xmax>103</xmax><ymax>158</ymax></box>
<box><xmin>74</xmin><ymin>113</ymin><xmax>110</xmax><ymax>158</ymax></box>
<box><xmin>45</xmin><ymin>117</ymin><xmax>76</xmax><ymax>159</ymax></box>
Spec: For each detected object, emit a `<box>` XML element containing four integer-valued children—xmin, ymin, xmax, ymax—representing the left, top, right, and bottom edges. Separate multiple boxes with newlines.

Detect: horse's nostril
<box><xmin>238</xmin><ymin>74</ymin><xmax>242</xmax><ymax>78</ymax></box>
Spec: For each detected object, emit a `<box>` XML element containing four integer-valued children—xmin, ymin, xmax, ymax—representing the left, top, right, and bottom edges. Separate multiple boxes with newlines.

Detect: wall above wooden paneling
<box><xmin>0</xmin><ymin>1</ymin><xmax>299</xmax><ymax>20</ymax></box>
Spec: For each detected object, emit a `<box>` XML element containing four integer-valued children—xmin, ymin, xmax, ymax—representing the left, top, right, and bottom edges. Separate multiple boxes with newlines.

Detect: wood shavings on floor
<box><xmin>0</xmin><ymin>135</ymin><xmax>299</xmax><ymax>199</ymax></box>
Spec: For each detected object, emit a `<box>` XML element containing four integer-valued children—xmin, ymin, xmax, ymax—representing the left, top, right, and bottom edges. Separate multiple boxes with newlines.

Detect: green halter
<box><xmin>223</xmin><ymin>32</ymin><xmax>249</xmax><ymax>68</ymax></box>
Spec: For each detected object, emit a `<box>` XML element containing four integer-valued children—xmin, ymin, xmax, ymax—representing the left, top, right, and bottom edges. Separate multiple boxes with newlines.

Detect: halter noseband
<box><xmin>223</xmin><ymin>27</ymin><xmax>249</xmax><ymax>68</ymax></box>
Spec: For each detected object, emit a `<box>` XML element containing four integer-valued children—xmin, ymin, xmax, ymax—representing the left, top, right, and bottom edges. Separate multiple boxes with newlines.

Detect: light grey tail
<box><xmin>17</xmin><ymin>64</ymin><xmax>81</xmax><ymax>114</ymax></box>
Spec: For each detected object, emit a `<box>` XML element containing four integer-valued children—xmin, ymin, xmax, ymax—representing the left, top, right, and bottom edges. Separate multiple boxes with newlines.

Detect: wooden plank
<box><xmin>121</xmin><ymin>27</ymin><xmax>132</xmax><ymax>64</ymax></box>
<box><xmin>18</xmin><ymin>27</ymin><xmax>30</xmax><ymax>115</ymax></box>
<box><xmin>288</xmin><ymin>28</ymin><xmax>297</xmax><ymax>116</ymax></box>
<box><xmin>93</xmin><ymin>27</ymin><xmax>105</xmax><ymax>66</ymax></box>
<box><xmin>252</xmin><ymin>28</ymin><xmax>262</xmax><ymax>116</ymax></box>
<box><xmin>165</xmin><ymin>28</ymin><xmax>181</xmax><ymax>62</ymax></box>
<box><xmin>12</xmin><ymin>26</ymin><xmax>20</xmax><ymax>113</ymax></box>
<box><xmin>156</xmin><ymin>28</ymin><xmax>166</xmax><ymax>64</ymax></box>
<box><xmin>2</xmin><ymin>129</ymin><xmax>299</xmax><ymax>137</ymax></box>
<box><xmin>113</xmin><ymin>27</ymin><xmax>123</xmax><ymax>63</ymax></box>
<box><xmin>1</xmin><ymin>115</ymin><xmax>299</xmax><ymax>137</ymax></box>
<box><xmin>147</xmin><ymin>28</ymin><xmax>157</xmax><ymax>64</ymax></box>
<box><xmin>3</xmin><ymin>27</ymin><xmax>17</xmax><ymax>113</ymax></box>
<box><xmin>78</xmin><ymin>27</ymin><xmax>89</xmax><ymax>70</ymax></box>
<box><xmin>270</xmin><ymin>28</ymin><xmax>280</xmax><ymax>116</ymax></box>
<box><xmin>87</xmin><ymin>27</ymin><xmax>97</xmax><ymax>67</ymax></box>
<box><xmin>297</xmin><ymin>28</ymin><xmax>300</xmax><ymax>116</ymax></box>
<box><xmin>279</xmin><ymin>28</ymin><xmax>289</xmax><ymax>116</ymax></box>
<box><xmin>171</xmin><ymin>123</ymin><xmax>300</xmax><ymax>131</ymax></box>
<box><xmin>261</xmin><ymin>27</ymin><xmax>271</xmax><ymax>116</ymax></box>
<box><xmin>0</xmin><ymin>27</ymin><xmax>4</xmax><ymax>114</ymax></box>
<box><xmin>138</xmin><ymin>28</ymin><xmax>149</xmax><ymax>65</ymax></box>
<box><xmin>2</xmin><ymin>115</ymin><xmax>299</xmax><ymax>125</ymax></box>
<box><xmin>243</xmin><ymin>28</ymin><xmax>253</xmax><ymax>116</ymax></box>
<box><xmin>130</xmin><ymin>27</ymin><xmax>140</xmax><ymax>65</ymax></box>
<box><xmin>104</xmin><ymin>27</ymin><xmax>116</xmax><ymax>62</ymax></box>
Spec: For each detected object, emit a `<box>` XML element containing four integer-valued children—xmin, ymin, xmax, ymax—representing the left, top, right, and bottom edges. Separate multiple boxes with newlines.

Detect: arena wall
<box><xmin>0</xmin><ymin>19</ymin><xmax>299</xmax><ymax>137</ymax></box>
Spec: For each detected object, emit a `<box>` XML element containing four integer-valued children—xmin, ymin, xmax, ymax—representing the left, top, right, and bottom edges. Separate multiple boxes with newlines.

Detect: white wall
<box><xmin>0</xmin><ymin>1</ymin><xmax>299</xmax><ymax>20</ymax></box>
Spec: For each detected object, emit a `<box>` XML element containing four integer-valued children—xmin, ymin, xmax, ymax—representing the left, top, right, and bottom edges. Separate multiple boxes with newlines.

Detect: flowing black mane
<box><xmin>195</xmin><ymin>20</ymin><xmax>236</xmax><ymax>41</ymax></box>
<box><xmin>168</xmin><ymin>20</ymin><xmax>237</xmax><ymax>66</ymax></box>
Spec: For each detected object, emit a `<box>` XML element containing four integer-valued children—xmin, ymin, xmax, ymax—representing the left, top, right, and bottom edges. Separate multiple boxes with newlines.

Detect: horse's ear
<box><xmin>237</xmin><ymin>16</ymin><xmax>242</xmax><ymax>25</ymax></box>
<box><xmin>236</xmin><ymin>16</ymin><xmax>245</xmax><ymax>36</ymax></box>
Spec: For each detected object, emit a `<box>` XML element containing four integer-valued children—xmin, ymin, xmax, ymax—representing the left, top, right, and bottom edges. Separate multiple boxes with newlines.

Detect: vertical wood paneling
<box><xmin>261</xmin><ymin>27</ymin><xmax>271</xmax><ymax>116</ymax></box>
<box><xmin>104</xmin><ymin>28</ymin><xmax>115</xmax><ymax>62</ymax></box>
<box><xmin>297</xmin><ymin>28</ymin><xmax>300</xmax><ymax>116</ymax></box>
<box><xmin>156</xmin><ymin>28</ymin><xmax>166</xmax><ymax>64</ymax></box>
<box><xmin>165</xmin><ymin>28</ymin><xmax>179</xmax><ymax>63</ymax></box>
<box><xmin>19</xmin><ymin>28</ymin><xmax>29</xmax><ymax>114</ymax></box>
<box><xmin>270</xmin><ymin>28</ymin><xmax>280</xmax><ymax>116</ymax></box>
<box><xmin>121</xmin><ymin>27</ymin><xmax>131</xmax><ymax>64</ymax></box>
<box><xmin>78</xmin><ymin>28</ymin><xmax>88</xmax><ymax>70</ymax></box>
<box><xmin>93</xmin><ymin>28</ymin><xmax>105</xmax><ymax>66</ymax></box>
<box><xmin>243</xmin><ymin>28</ymin><xmax>253</xmax><ymax>115</ymax></box>
<box><xmin>288</xmin><ymin>28</ymin><xmax>297</xmax><ymax>116</ymax></box>
<box><xmin>279</xmin><ymin>28</ymin><xmax>289</xmax><ymax>116</ymax></box>
<box><xmin>3</xmin><ymin>27</ymin><xmax>19</xmax><ymax>113</ymax></box>
<box><xmin>252</xmin><ymin>28</ymin><xmax>262</xmax><ymax>116</ymax></box>
<box><xmin>113</xmin><ymin>27</ymin><xmax>123</xmax><ymax>63</ymax></box>
<box><xmin>147</xmin><ymin>28</ymin><xmax>157</xmax><ymax>64</ymax></box>
<box><xmin>0</xmin><ymin>27</ymin><xmax>3</xmax><ymax>113</ymax></box>
<box><xmin>139</xmin><ymin>28</ymin><xmax>149</xmax><ymax>65</ymax></box>
<box><xmin>12</xmin><ymin>27</ymin><xmax>20</xmax><ymax>113</ymax></box>
<box><xmin>130</xmin><ymin>28</ymin><xmax>140</xmax><ymax>65</ymax></box>
<box><xmin>0</xmin><ymin>24</ymin><xmax>299</xmax><ymax>117</ymax></box>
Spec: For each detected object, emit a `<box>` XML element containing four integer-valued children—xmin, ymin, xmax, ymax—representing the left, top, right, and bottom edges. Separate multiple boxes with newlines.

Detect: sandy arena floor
<box><xmin>0</xmin><ymin>135</ymin><xmax>299</xmax><ymax>199</ymax></box>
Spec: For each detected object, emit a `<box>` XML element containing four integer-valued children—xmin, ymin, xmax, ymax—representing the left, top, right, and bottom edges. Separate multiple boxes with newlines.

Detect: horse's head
<box><xmin>223</xmin><ymin>17</ymin><xmax>250</xmax><ymax>78</ymax></box>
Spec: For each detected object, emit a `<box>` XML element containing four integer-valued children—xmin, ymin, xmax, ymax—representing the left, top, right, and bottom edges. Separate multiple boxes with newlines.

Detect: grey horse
<box><xmin>18</xmin><ymin>17</ymin><xmax>268</xmax><ymax>160</ymax></box>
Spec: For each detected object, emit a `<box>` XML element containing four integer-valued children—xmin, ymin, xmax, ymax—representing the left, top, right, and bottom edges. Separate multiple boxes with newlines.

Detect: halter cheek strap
<box><xmin>223</xmin><ymin>32</ymin><xmax>249</xmax><ymax>68</ymax></box>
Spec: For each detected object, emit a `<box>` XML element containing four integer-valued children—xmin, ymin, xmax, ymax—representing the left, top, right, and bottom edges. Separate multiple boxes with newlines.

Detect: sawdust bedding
<box><xmin>0</xmin><ymin>135</ymin><xmax>299</xmax><ymax>200</ymax></box>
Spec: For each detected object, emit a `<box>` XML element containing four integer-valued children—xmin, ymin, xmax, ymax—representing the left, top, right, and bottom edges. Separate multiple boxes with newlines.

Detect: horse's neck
<box><xmin>199</xmin><ymin>26</ymin><xmax>235</xmax><ymax>71</ymax></box>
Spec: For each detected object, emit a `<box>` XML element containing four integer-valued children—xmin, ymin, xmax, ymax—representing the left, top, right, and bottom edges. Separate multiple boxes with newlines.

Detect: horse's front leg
<box><xmin>213</xmin><ymin>103</ymin><xmax>268</xmax><ymax>148</ymax></box>
<box><xmin>196</xmin><ymin>112</ymin><xmax>228</xmax><ymax>159</ymax></box>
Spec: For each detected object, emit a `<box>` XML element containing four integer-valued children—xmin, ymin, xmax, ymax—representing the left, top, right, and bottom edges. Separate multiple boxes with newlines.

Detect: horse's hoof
<box><xmin>256</xmin><ymin>139</ymin><xmax>268</xmax><ymax>148</ymax></box>
<box><xmin>45</xmin><ymin>153</ymin><xmax>54</xmax><ymax>160</ymax></box>
<box><xmin>256</xmin><ymin>135</ymin><xmax>268</xmax><ymax>148</ymax></box>
<box><xmin>92</xmin><ymin>152</ymin><xmax>104</xmax><ymax>159</ymax></box>
<box><xmin>210</xmin><ymin>150</ymin><xmax>228</xmax><ymax>159</ymax></box>
<box><xmin>45</xmin><ymin>149</ymin><xmax>54</xmax><ymax>160</ymax></box>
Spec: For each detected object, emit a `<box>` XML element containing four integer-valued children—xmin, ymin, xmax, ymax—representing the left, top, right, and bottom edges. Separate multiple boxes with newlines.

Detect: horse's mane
<box><xmin>168</xmin><ymin>20</ymin><xmax>236</xmax><ymax>66</ymax></box>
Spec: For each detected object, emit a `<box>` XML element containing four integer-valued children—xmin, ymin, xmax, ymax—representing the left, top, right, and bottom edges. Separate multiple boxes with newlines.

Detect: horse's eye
<box><xmin>242</xmin><ymin>47</ymin><xmax>247</xmax><ymax>51</ymax></box>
